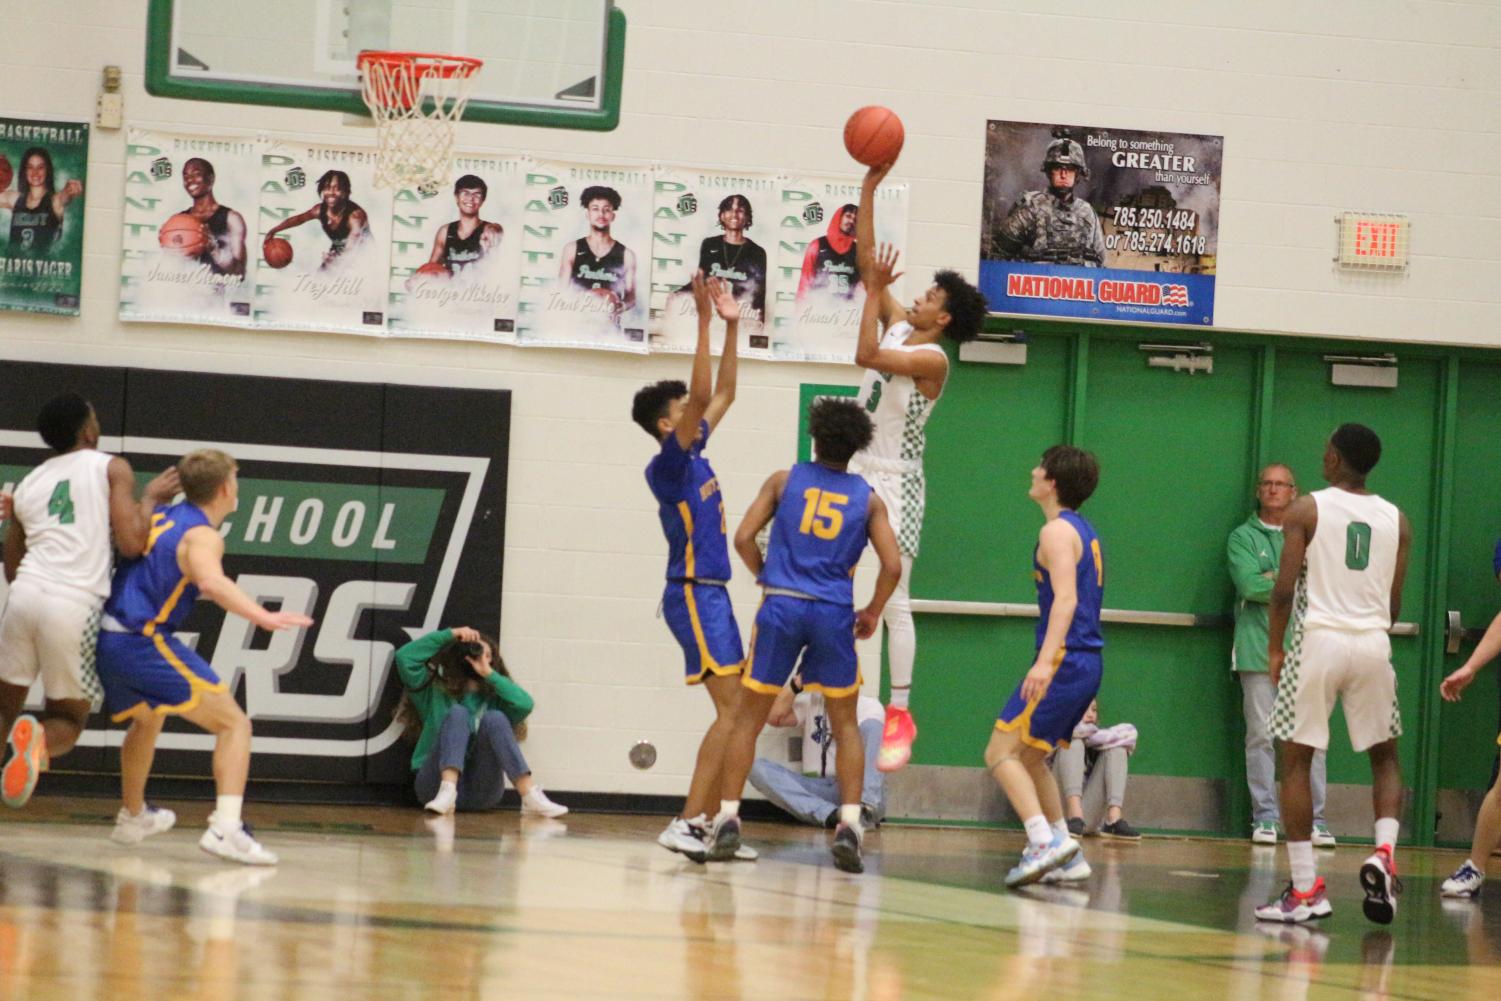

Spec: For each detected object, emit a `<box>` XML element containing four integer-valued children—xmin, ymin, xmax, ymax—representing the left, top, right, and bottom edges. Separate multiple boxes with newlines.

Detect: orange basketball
<box><xmin>416</xmin><ymin>262</ymin><xmax>452</xmax><ymax>279</ymax></box>
<box><xmin>843</xmin><ymin>106</ymin><xmax>904</xmax><ymax>167</ymax></box>
<box><xmin>0</xmin><ymin>154</ymin><xmax>11</xmax><ymax>193</ymax></box>
<box><xmin>159</xmin><ymin>212</ymin><xmax>209</xmax><ymax>256</ymax></box>
<box><xmin>263</xmin><ymin>237</ymin><xmax>294</xmax><ymax>269</ymax></box>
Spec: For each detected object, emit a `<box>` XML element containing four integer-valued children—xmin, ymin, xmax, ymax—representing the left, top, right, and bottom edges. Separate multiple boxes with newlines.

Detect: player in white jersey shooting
<box><xmin>852</xmin><ymin>163</ymin><xmax>988</xmax><ymax>772</ymax></box>
<box><xmin>1256</xmin><ymin>423</ymin><xmax>1412</xmax><ymax>926</ymax></box>
<box><xmin>0</xmin><ymin>393</ymin><xmax>179</xmax><ymax>809</ymax></box>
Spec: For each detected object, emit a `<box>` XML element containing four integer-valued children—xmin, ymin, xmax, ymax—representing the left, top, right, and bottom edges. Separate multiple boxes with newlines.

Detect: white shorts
<box><xmin>0</xmin><ymin>577</ymin><xmax>105</xmax><ymax>709</ymax></box>
<box><xmin>1269</xmin><ymin>627</ymin><xmax>1402</xmax><ymax>752</ymax></box>
<box><xmin>860</xmin><ymin>469</ymin><xmax>925</xmax><ymax>559</ymax></box>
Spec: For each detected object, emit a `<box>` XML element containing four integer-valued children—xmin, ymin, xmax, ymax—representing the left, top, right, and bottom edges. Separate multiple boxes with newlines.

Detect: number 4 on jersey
<box><xmin>48</xmin><ymin>479</ymin><xmax>75</xmax><ymax>525</ymax></box>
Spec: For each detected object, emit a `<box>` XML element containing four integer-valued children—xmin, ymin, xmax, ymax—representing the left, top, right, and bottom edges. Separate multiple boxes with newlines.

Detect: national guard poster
<box><xmin>0</xmin><ymin>117</ymin><xmax>88</xmax><ymax>316</ymax></box>
<box><xmin>119</xmin><ymin>129</ymin><xmax>259</xmax><ymax>327</ymax></box>
<box><xmin>980</xmin><ymin>121</ymin><xmax>1222</xmax><ymax>326</ymax></box>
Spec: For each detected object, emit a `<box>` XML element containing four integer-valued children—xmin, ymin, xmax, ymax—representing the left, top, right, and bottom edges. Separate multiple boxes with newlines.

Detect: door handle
<box><xmin>1447</xmin><ymin>610</ymin><xmax>1464</xmax><ymax>655</ymax></box>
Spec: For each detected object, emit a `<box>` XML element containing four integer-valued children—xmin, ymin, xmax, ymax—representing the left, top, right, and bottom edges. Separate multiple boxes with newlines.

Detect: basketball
<box><xmin>263</xmin><ymin>237</ymin><xmax>294</xmax><ymax>269</ymax></box>
<box><xmin>0</xmin><ymin>154</ymin><xmax>11</xmax><ymax>192</ymax></box>
<box><xmin>158</xmin><ymin>213</ymin><xmax>209</xmax><ymax>257</ymax></box>
<box><xmin>843</xmin><ymin>106</ymin><xmax>905</xmax><ymax>167</ymax></box>
<box><xmin>416</xmin><ymin>262</ymin><xmax>452</xmax><ymax>279</ymax></box>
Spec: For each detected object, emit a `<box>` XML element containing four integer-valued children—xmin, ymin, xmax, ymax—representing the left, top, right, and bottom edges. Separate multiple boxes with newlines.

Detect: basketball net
<box><xmin>357</xmin><ymin>51</ymin><xmax>482</xmax><ymax>195</ymax></box>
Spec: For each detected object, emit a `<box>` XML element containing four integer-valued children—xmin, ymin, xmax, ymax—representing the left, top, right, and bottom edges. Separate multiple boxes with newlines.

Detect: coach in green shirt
<box><xmin>1229</xmin><ymin>463</ymin><xmax>1333</xmax><ymax>847</ymax></box>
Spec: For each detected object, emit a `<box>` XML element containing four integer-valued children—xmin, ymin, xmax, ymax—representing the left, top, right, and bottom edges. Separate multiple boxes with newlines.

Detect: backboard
<box><xmin>145</xmin><ymin>0</ymin><xmax>625</xmax><ymax>130</ymax></box>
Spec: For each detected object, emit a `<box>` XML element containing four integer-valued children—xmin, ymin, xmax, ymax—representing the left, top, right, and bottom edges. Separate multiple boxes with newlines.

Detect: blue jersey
<box><xmin>1034</xmin><ymin>509</ymin><xmax>1104</xmax><ymax>652</ymax></box>
<box><xmin>763</xmin><ymin>463</ymin><xmax>872</xmax><ymax>604</ymax></box>
<box><xmin>645</xmin><ymin>420</ymin><xmax>732</xmax><ymax>582</ymax></box>
<box><xmin>104</xmin><ymin>501</ymin><xmax>212</xmax><ymax>635</ymax></box>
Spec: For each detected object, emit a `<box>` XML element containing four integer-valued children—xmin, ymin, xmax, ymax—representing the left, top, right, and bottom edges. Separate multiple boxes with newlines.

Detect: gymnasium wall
<box><xmin>2</xmin><ymin>1</ymin><xmax>1499</xmax><ymax>805</ymax></box>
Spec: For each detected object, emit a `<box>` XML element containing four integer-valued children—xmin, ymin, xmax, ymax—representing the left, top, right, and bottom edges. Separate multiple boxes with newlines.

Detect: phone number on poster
<box><xmin>1112</xmin><ymin>230</ymin><xmax>1208</xmax><ymax>255</ymax></box>
<box><xmin>1112</xmin><ymin>207</ymin><xmax>1198</xmax><ymax>231</ymax></box>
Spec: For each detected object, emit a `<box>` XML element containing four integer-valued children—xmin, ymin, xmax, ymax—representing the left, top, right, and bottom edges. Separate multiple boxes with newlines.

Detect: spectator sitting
<box><xmin>395</xmin><ymin>626</ymin><xmax>567</xmax><ymax>818</ymax></box>
<box><xmin>747</xmin><ymin>676</ymin><xmax>886</xmax><ymax>828</ymax></box>
<box><xmin>1049</xmin><ymin>700</ymin><xmax>1141</xmax><ymax>840</ymax></box>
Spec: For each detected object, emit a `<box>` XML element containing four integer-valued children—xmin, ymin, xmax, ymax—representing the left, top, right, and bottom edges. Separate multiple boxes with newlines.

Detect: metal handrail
<box><xmin>909</xmin><ymin>598</ymin><xmax>1419</xmax><ymax>636</ymax></box>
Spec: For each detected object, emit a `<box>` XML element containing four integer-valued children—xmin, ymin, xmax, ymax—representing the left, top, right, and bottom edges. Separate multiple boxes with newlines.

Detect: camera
<box><xmin>455</xmin><ymin>641</ymin><xmax>483</xmax><ymax>658</ymax></box>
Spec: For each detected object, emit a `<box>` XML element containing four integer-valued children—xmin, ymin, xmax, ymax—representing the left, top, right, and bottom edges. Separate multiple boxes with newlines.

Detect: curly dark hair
<box><xmin>717</xmin><ymin>194</ymin><xmax>753</xmax><ymax>229</ymax></box>
<box><xmin>933</xmin><ymin>270</ymin><xmax>988</xmax><ymax>343</ymax></box>
<box><xmin>1041</xmin><ymin>444</ymin><xmax>1100</xmax><ymax>509</ymax></box>
<box><xmin>580</xmin><ymin>185</ymin><xmax>621</xmax><ymax>210</ymax></box>
<box><xmin>809</xmin><ymin>397</ymin><xmax>874</xmax><ymax>465</ymax></box>
<box><xmin>1331</xmin><ymin>423</ymin><xmax>1382</xmax><ymax>475</ymax></box>
<box><xmin>631</xmin><ymin>379</ymin><xmax>687</xmax><ymax>439</ymax></box>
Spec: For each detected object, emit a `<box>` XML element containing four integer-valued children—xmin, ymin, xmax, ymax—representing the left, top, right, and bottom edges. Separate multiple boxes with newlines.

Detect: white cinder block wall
<box><xmin>2</xmin><ymin>1</ymin><xmax>1498</xmax><ymax>796</ymax></box>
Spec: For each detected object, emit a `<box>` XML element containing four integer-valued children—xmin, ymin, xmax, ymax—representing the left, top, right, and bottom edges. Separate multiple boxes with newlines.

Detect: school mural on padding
<box><xmin>516</xmin><ymin>160</ymin><xmax>652</xmax><ymax>354</ymax></box>
<box><xmin>772</xmin><ymin>175</ymin><xmax>910</xmax><ymax>364</ymax></box>
<box><xmin>388</xmin><ymin>153</ymin><xmax>525</xmax><ymax>344</ymax></box>
<box><xmin>119</xmin><ymin>129</ymin><xmax>259</xmax><ymax>327</ymax></box>
<box><xmin>254</xmin><ymin>141</ymin><xmax>393</xmax><ymax>336</ymax></box>
<box><xmin>0</xmin><ymin>116</ymin><xmax>89</xmax><ymax>317</ymax></box>
<box><xmin>649</xmin><ymin>167</ymin><xmax>779</xmax><ymax>360</ymax></box>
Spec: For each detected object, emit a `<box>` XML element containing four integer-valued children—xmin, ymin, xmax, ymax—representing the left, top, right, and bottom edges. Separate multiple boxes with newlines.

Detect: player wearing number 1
<box><xmin>852</xmin><ymin>162</ymin><xmax>988</xmax><ymax>772</ymax></box>
<box><xmin>1256</xmin><ymin>424</ymin><xmax>1412</xmax><ymax>925</ymax></box>
<box><xmin>0</xmin><ymin>393</ymin><xmax>179</xmax><ymax>809</ymax></box>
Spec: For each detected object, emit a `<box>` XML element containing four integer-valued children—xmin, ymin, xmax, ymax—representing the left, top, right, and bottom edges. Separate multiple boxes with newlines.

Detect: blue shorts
<box><xmin>98</xmin><ymin>630</ymin><xmax>227</xmax><ymax>723</ymax></box>
<box><xmin>661</xmin><ymin>582</ymin><xmax>744</xmax><ymax>684</ymax></box>
<box><xmin>995</xmin><ymin>649</ymin><xmax>1103</xmax><ymax>751</ymax></box>
<box><xmin>745</xmin><ymin>595</ymin><xmax>859</xmax><ymax>697</ymax></box>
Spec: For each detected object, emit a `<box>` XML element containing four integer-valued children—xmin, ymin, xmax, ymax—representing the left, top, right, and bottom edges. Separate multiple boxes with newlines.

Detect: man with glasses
<box><xmin>1229</xmin><ymin>464</ymin><xmax>1334</xmax><ymax>848</ymax></box>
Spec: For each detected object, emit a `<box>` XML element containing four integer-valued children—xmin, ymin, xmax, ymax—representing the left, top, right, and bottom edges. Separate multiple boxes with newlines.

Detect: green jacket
<box><xmin>1228</xmin><ymin>513</ymin><xmax>1290</xmax><ymax>673</ymax></box>
<box><xmin>395</xmin><ymin>628</ymin><xmax>534</xmax><ymax>772</ymax></box>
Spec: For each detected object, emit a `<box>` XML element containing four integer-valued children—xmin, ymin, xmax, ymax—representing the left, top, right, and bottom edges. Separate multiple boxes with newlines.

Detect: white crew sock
<box><xmin>1023</xmin><ymin>814</ymin><xmax>1053</xmax><ymax>848</ymax></box>
<box><xmin>1374</xmin><ymin>817</ymin><xmax>1399</xmax><ymax>852</ymax></box>
<box><xmin>889</xmin><ymin>686</ymin><xmax>911</xmax><ymax>710</ymax></box>
<box><xmin>1052</xmin><ymin>818</ymin><xmax>1070</xmax><ymax>840</ymax></box>
<box><xmin>839</xmin><ymin>803</ymin><xmax>862</xmax><ymax>830</ymax></box>
<box><xmin>212</xmin><ymin>795</ymin><xmax>243</xmax><ymax>835</ymax></box>
<box><xmin>1288</xmin><ymin>840</ymin><xmax>1316</xmax><ymax>892</ymax></box>
<box><xmin>716</xmin><ymin>800</ymin><xmax>740</xmax><ymax>825</ymax></box>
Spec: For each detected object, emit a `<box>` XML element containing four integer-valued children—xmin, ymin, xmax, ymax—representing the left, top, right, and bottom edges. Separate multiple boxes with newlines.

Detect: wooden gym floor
<box><xmin>1</xmin><ymin>799</ymin><xmax>1498</xmax><ymax>1000</ymax></box>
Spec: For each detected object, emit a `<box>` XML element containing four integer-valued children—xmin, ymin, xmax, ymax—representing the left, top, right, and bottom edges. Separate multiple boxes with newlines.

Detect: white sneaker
<box><xmin>520</xmin><ymin>788</ymin><xmax>569</xmax><ymax>818</ymax></box>
<box><xmin>733</xmin><ymin>843</ymin><xmax>758</xmax><ymax>862</ymax></box>
<box><xmin>1041</xmin><ymin>851</ymin><xmax>1092</xmax><ymax>883</ymax></box>
<box><xmin>111</xmin><ymin>804</ymin><xmax>177</xmax><ymax>846</ymax></box>
<box><xmin>658</xmin><ymin>817</ymin><xmax>709</xmax><ymax>862</ymax></box>
<box><xmin>199</xmin><ymin>822</ymin><xmax>279</xmax><ymax>866</ymax></box>
<box><xmin>1441</xmin><ymin>860</ymin><xmax>1483</xmax><ymax>899</ymax></box>
<box><xmin>424</xmin><ymin>783</ymin><xmax>457</xmax><ymax>815</ymax></box>
<box><xmin>1312</xmin><ymin>823</ymin><xmax>1338</xmax><ymax>849</ymax></box>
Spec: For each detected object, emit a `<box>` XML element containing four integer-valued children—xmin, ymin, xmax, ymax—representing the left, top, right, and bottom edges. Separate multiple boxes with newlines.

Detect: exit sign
<box><xmin>1336</xmin><ymin>212</ymin><xmax>1410</xmax><ymax>270</ymax></box>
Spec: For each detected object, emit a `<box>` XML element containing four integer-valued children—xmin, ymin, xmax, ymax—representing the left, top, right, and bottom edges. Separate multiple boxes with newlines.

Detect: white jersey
<box><xmin>11</xmin><ymin>449</ymin><xmax>116</xmax><ymax>600</ymax></box>
<box><xmin>1299</xmin><ymin>487</ymin><xmax>1401</xmax><ymax>632</ymax></box>
<box><xmin>795</xmin><ymin>691</ymin><xmax>885</xmax><ymax>777</ymax></box>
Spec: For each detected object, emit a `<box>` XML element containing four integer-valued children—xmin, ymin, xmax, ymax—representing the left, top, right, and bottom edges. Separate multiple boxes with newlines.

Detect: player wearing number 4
<box><xmin>0</xmin><ymin>393</ymin><xmax>179</xmax><ymax>811</ymax></box>
<box><xmin>634</xmin><ymin>274</ymin><xmax>752</xmax><ymax>862</ymax></box>
<box><xmin>852</xmin><ymin>162</ymin><xmax>988</xmax><ymax>772</ymax></box>
<box><xmin>707</xmin><ymin>398</ymin><xmax>903</xmax><ymax>872</ymax></box>
<box><xmin>1256</xmin><ymin>424</ymin><xmax>1413</xmax><ymax>925</ymax></box>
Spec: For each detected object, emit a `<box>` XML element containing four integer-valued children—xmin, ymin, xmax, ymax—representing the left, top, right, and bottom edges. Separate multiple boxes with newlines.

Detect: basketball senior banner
<box><xmin>980</xmin><ymin>121</ymin><xmax>1222</xmax><ymax>326</ymax></box>
<box><xmin>119</xmin><ymin>129</ymin><xmax>259</xmax><ymax>327</ymax></box>
<box><xmin>517</xmin><ymin>159</ymin><xmax>652</xmax><ymax>353</ymax></box>
<box><xmin>388</xmin><ymin>153</ymin><xmax>525</xmax><ymax>343</ymax></box>
<box><xmin>255</xmin><ymin>141</ymin><xmax>393</xmax><ymax>336</ymax></box>
<box><xmin>0</xmin><ymin>116</ymin><xmax>88</xmax><ymax>316</ymax></box>
<box><xmin>773</xmin><ymin>175</ymin><xmax>909</xmax><ymax>364</ymax></box>
<box><xmin>649</xmin><ymin>167</ymin><xmax>779</xmax><ymax>360</ymax></box>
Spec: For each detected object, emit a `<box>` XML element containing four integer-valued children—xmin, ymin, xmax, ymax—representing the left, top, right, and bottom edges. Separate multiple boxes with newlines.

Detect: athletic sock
<box><xmin>889</xmin><ymin>687</ymin><xmax>911</xmax><ymax>710</ymax></box>
<box><xmin>212</xmin><ymin>795</ymin><xmax>243</xmax><ymax>835</ymax></box>
<box><xmin>1051</xmin><ymin>818</ymin><xmax>1070</xmax><ymax>840</ymax></box>
<box><xmin>1374</xmin><ymin>817</ymin><xmax>1399</xmax><ymax>853</ymax></box>
<box><xmin>1023</xmin><ymin>814</ymin><xmax>1053</xmax><ymax>849</ymax></box>
<box><xmin>715</xmin><ymin>800</ymin><xmax>740</xmax><ymax>826</ymax></box>
<box><xmin>1288</xmin><ymin>840</ymin><xmax>1316</xmax><ymax>893</ymax></box>
<box><xmin>839</xmin><ymin>803</ymin><xmax>862</xmax><ymax>830</ymax></box>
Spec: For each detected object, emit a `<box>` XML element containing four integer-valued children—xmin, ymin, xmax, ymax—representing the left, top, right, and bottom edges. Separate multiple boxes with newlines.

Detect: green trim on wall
<box><xmin>796</xmin><ymin>383</ymin><xmax>860</xmax><ymax>462</ymax></box>
<box><xmin>144</xmin><ymin>0</ymin><xmax>626</xmax><ymax>131</ymax></box>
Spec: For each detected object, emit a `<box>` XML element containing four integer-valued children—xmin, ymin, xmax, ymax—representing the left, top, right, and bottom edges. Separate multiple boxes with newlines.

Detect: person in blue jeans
<box><xmin>395</xmin><ymin>626</ymin><xmax>567</xmax><ymax>818</ymax></box>
<box><xmin>748</xmin><ymin>678</ymin><xmax>886</xmax><ymax>828</ymax></box>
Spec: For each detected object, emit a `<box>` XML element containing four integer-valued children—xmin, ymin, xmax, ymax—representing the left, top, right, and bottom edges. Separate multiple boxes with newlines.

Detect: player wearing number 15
<box><xmin>0</xmin><ymin>393</ymin><xmax>179</xmax><ymax>809</ymax></box>
<box><xmin>1257</xmin><ymin>424</ymin><xmax>1413</xmax><ymax>926</ymax></box>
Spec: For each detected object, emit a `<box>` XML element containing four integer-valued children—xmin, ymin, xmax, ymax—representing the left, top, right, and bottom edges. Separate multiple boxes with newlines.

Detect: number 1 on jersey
<box><xmin>48</xmin><ymin>479</ymin><xmax>75</xmax><ymax>525</ymax></box>
<box><xmin>798</xmin><ymin>488</ymin><xmax>848</xmax><ymax>540</ymax></box>
<box><xmin>1346</xmin><ymin>522</ymin><xmax>1372</xmax><ymax>570</ymax></box>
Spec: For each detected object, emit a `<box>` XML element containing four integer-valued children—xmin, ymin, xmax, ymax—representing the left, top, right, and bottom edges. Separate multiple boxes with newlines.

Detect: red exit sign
<box><xmin>1337</xmin><ymin>213</ymin><xmax>1410</xmax><ymax>269</ymax></box>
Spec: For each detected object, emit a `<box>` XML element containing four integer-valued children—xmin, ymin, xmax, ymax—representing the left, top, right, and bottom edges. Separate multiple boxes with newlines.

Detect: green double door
<box><xmin>910</xmin><ymin>323</ymin><xmax>1499</xmax><ymax>845</ymax></box>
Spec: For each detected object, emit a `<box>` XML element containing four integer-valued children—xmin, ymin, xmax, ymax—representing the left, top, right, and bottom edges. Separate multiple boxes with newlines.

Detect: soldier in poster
<box><xmin>992</xmin><ymin>137</ymin><xmax>1106</xmax><ymax>268</ymax></box>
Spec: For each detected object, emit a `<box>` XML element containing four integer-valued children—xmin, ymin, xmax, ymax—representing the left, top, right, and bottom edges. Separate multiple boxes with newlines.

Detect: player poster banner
<box><xmin>650</xmin><ymin>167</ymin><xmax>778</xmax><ymax>360</ymax></box>
<box><xmin>0</xmin><ymin>116</ymin><xmax>88</xmax><ymax>316</ymax></box>
<box><xmin>388</xmin><ymin>153</ymin><xmax>525</xmax><ymax>343</ymax></box>
<box><xmin>119</xmin><ymin>129</ymin><xmax>259</xmax><ymax>327</ymax></box>
<box><xmin>255</xmin><ymin>141</ymin><xmax>393</xmax><ymax>336</ymax></box>
<box><xmin>773</xmin><ymin>176</ymin><xmax>909</xmax><ymax>364</ymax></box>
<box><xmin>517</xmin><ymin>160</ymin><xmax>651</xmax><ymax>353</ymax></box>
<box><xmin>980</xmin><ymin>121</ymin><xmax>1222</xmax><ymax>326</ymax></box>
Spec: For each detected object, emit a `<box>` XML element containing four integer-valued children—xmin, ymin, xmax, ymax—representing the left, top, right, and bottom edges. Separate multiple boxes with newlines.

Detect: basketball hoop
<box><xmin>357</xmin><ymin>51</ymin><xmax>483</xmax><ymax>195</ymax></box>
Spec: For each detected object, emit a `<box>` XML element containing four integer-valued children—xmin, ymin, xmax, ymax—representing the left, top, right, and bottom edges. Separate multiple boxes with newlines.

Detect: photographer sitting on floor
<box><xmin>395</xmin><ymin>626</ymin><xmax>567</xmax><ymax>817</ymax></box>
